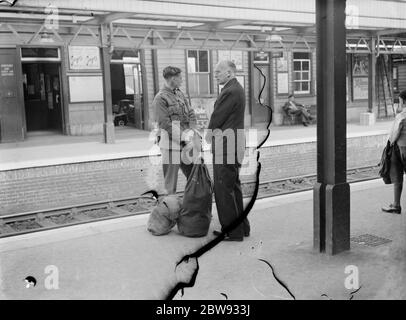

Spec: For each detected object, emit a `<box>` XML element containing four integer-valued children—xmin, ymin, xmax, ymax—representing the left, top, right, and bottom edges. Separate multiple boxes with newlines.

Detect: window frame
<box><xmin>21</xmin><ymin>47</ymin><xmax>61</xmax><ymax>62</ymax></box>
<box><xmin>186</xmin><ymin>49</ymin><xmax>211</xmax><ymax>97</ymax></box>
<box><xmin>293</xmin><ymin>52</ymin><xmax>311</xmax><ymax>95</ymax></box>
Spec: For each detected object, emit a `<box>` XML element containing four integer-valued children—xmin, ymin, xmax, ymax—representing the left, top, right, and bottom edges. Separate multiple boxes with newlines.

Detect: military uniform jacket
<box><xmin>153</xmin><ymin>86</ymin><xmax>192</xmax><ymax>150</ymax></box>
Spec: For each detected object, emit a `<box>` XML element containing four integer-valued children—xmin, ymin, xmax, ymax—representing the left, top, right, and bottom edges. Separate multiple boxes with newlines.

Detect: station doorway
<box><xmin>110</xmin><ymin>50</ymin><xmax>144</xmax><ymax>130</ymax></box>
<box><xmin>21</xmin><ymin>48</ymin><xmax>63</xmax><ymax>133</ymax></box>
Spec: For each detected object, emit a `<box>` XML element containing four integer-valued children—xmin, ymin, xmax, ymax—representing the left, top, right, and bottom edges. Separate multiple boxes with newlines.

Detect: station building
<box><xmin>1</xmin><ymin>0</ymin><xmax>406</xmax><ymax>143</ymax></box>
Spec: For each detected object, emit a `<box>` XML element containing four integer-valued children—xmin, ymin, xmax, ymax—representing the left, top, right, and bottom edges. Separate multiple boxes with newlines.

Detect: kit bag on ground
<box><xmin>147</xmin><ymin>195</ymin><xmax>182</xmax><ymax>236</ymax></box>
<box><xmin>177</xmin><ymin>158</ymin><xmax>213</xmax><ymax>237</ymax></box>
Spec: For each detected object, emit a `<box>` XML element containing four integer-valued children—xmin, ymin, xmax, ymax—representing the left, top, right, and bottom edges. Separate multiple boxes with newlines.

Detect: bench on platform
<box><xmin>282</xmin><ymin>104</ymin><xmax>317</xmax><ymax>125</ymax></box>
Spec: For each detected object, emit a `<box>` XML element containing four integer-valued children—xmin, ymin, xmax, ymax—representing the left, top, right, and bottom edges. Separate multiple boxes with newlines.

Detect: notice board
<box><xmin>68</xmin><ymin>75</ymin><xmax>103</xmax><ymax>103</ymax></box>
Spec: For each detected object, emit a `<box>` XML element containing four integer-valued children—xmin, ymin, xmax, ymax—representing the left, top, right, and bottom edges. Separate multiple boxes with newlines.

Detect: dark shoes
<box><xmin>381</xmin><ymin>204</ymin><xmax>401</xmax><ymax>214</ymax></box>
<box><xmin>302</xmin><ymin>122</ymin><xmax>309</xmax><ymax>127</ymax></box>
<box><xmin>223</xmin><ymin>235</ymin><xmax>243</xmax><ymax>242</ymax></box>
<box><xmin>213</xmin><ymin>230</ymin><xmax>250</xmax><ymax>240</ymax></box>
<box><xmin>213</xmin><ymin>230</ymin><xmax>222</xmax><ymax>236</ymax></box>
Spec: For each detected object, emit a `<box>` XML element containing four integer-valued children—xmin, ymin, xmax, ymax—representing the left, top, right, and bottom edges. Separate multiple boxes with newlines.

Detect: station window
<box><xmin>21</xmin><ymin>47</ymin><xmax>60</xmax><ymax>61</ymax></box>
<box><xmin>187</xmin><ymin>49</ymin><xmax>210</xmax><ymax>96</ymax></box>
<box><xmin>111</xmin><ymin>49</ymin><xmax>139</xmax><ymax>63</ymax></box>
<box><xmin>293</xmin><ymin>52</ymin><xmax>311</xmax><ymax>94</ymax></box>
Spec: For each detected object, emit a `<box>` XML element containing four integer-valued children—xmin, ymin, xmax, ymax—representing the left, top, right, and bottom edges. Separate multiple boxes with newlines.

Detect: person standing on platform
<box><xmin>206</xmin><ymin>60</ymin><xmax>250</xmax><ymax>241</ymax></box>
<box><xmin>382</xmin><ymin>90</ymin><xmax>406</xmax><ymax>214</ymax></box>
<box><xmin>153</xmin><ymin>66</ymin><xmax>196</xmax><ymax>195</ymax></box>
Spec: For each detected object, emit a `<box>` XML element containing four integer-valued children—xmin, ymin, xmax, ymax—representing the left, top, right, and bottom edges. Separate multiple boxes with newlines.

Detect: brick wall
<box><xmin>0</xmin><ymin>134</ymin><xmax>387</xmax><ymax>215</ymax></box>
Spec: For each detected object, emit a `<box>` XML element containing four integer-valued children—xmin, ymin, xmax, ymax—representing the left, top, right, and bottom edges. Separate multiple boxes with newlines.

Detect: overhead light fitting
<box><xmin>40</xmin><ymin>32</ymin><xmax>54</xmax><ymax>43</ymax></box>
<box><xmin>267</xmin><ymin>34</ymin><xmax>282</xmax><ymax>42</ymax></box>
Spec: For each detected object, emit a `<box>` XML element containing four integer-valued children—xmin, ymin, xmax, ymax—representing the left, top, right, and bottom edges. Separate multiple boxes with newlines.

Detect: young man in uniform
<box><xmin>153</xmin><ymin>66</ymin><xmax>196</xmax><ymax>194</ymax></box>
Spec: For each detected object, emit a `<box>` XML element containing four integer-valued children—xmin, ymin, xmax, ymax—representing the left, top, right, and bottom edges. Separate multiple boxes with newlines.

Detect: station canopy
<box><xmin>1</xmin><ymin>0</ymin><xmax>406</xmax><ymax>53</ymax></box>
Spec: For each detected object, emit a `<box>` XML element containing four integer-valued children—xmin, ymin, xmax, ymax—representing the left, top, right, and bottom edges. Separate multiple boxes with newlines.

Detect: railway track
<box><xmin>0</xmin><ymin>165</ymin><xmax>381</xmax><ymax>239</ymax></box>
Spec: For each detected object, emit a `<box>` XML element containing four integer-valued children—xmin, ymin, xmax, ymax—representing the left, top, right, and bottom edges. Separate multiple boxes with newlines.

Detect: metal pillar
<box><xmin>368</xmin><ymin>38</ymin><xmax>377</xmax><ymax>113</ymax></box>
<box><xmin>313</xmin><ymin>0</ymin><xmax>350</xmax><ymax>255</ymax></box>
<box><xmin>99</xmin><ymin>24</ymin><xmax>115</xmax><ymax>144</ymax></box>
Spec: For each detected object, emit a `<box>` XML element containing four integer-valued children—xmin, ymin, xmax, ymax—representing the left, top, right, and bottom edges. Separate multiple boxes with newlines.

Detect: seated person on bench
<box><xmin>283</xmin><ymin>94</ymin><xmax>314</xmax><ymax>126</ymax></box>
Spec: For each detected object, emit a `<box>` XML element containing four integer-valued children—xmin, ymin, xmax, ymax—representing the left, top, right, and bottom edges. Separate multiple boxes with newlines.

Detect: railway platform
<box><xmin>0</xmin><ymin>179</ymin><xmax>404</xmax><ymax>300</ymax></box>
<box><xmin>0</xmin><ymin>120</ymin><xmax>393</xmax><ymax>216</ymax></box>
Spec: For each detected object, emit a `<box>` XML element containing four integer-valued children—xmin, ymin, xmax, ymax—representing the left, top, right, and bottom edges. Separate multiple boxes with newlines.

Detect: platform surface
<box><xmin>0</xmin><ymin>179</ymin><xmax>404</xmax><ymax>300</ymax></box>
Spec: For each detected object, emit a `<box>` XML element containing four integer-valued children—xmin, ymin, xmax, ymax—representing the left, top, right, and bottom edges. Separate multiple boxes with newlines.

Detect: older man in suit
<box><xmin>206</xmin><ymin>60</ymin><xmax>250</xmax><ymax>241</ymax></box>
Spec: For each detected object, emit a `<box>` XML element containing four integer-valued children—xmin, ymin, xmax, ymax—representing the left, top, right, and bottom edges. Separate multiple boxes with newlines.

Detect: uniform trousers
<box><xmin>161</xmin><ymin>148</ymin><xmax>193</xmax><ymax>195</ymax></box>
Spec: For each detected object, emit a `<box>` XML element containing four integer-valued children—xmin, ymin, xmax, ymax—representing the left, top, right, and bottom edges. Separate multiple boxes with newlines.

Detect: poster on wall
<box><xmin>217</xmin><ymin>50</ymin><xmax>243</xmax><ymax>71</ymax></box>
<box><xmin>69</xmin><ymin>75</ymin><xmax>103</xmax><ymax>102</ymax></box>
<box><xmin>353</xmin><ymin>77</ymin><xmax>369</xmax><ymax>100</ymax></box>
<box><xmin>277</xmin><ymin>73</ymin><xmax>289</xmax><ymax>94</ymax></box>
<box><xmin>69</xmin><ymin>46</ymin><xmax>101</xmax><ymax>70</ymax></box>
<box><xmin>276</xmin><ymin>53</ymin><xmax>288</xmax><ymax>72</ymax></box>
<box><xmin>352</xmin><ymin>54</ymin><xmax>368</xmax><ymax>76</ymax></box>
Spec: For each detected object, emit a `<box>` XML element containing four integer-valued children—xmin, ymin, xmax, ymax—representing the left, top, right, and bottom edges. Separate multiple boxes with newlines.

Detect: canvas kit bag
<box><xmin>147</xmin><ymin>159</ymin><xmax>213</xmax><ymax>237</ymax></box>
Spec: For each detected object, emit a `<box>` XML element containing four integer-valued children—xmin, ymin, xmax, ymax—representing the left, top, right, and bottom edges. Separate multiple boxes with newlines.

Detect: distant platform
<box><xmin>0</xmin><ymin>120</ymin><xmax>390</xmax><ymax>171</ymax></box>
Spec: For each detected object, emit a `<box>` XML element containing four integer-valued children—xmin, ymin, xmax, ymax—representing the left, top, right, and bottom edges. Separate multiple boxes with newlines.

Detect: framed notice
<box><xmin>275</xmin><ymin>52</ymin><xmax>289</xmax><ymax>94</ymax></box>
<box><xmin>1</xmin><ymin>64</ymin><xmax>14</xmax><ymax>76</ymax></box>
<box><xmin>218</xmin><ymin>50</ymin><xmax>243</xmax><ymax>71</ymax></box>
<box><xmin>277</xmin><ymin>73</ymin><xmax>289</xmax><ymax>94</ymax></box>
<box><xmin>353</xmin><ymin>77</ymin><xmax>368</xmax><ymax>100</ymax></box>
<box><xmin>253</xmin><ymin>51</ymin><xmax>269</xmax><ymax>64</ymax></box>
<box><xmin>276</xmin><ymin>53</ymin><xmax>288</xmax><ymax>72</ymax></box>
<box><xmin>68</xmin><ymin>75</ymin><xmax>103</xmax><ymax>103</ymax></box>
<box><xmin>352</xmin><ymin>54</ymin><xmax>368</xmax><ymax>76</ymax></box>
<box><xmin>69</xmin><ymin>46</ymin><xmax>101</xmax><ymax>70</ymax></box>
<box><xmin>351</xmin><ymin>54</ymin><xmax>368</xmax><ymax>100</ymax></box>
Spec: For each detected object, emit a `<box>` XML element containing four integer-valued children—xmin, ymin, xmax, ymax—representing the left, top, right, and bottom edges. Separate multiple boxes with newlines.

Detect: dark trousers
<box><xmin>289</xmin><ymin>107</ymin><xmax>312</xmax><ymax>123</ymax></box>
<box><xmin>213</xmin><ymin>160</ymin><xmax>250</xmax><ymax>238</ymax></box>
<box><xmin>161</xmin><ymin>148</ymin><xmax>193</xmax><ymax>194</ymax></box>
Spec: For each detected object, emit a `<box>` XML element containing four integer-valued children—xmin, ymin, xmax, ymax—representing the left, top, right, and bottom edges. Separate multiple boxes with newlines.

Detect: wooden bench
<box><xmin>282</xmin><ymin>104</ymin><xmax>317</xmax><ymax>125</ymax></box>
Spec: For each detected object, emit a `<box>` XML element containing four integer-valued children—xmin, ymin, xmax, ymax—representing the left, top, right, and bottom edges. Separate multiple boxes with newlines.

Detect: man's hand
<box><xmin>204</xmin><ymin>130</ymin><xmax>212</xmax><ymax>144</ymax></box>
<box><xmin>182</xmin><ymin>128</ymin><xmax>195</xmax><ymax>143</ymax></box>
<box><xmin>188</xmin><ymin>109</ymin><xmax>196</xmax><ymax>122</ymax></box>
